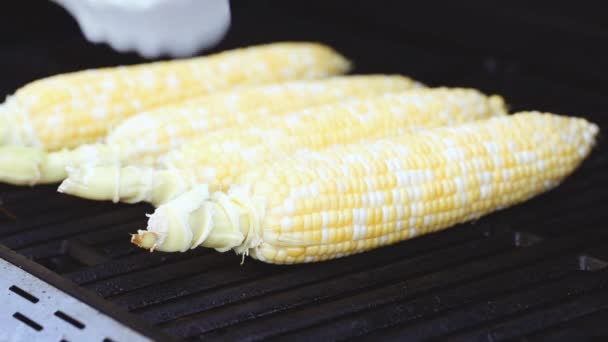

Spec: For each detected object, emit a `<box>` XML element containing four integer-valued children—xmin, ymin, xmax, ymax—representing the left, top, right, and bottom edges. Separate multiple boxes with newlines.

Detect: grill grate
<box><xmin>2</xmin><ymin>1</ymin><xmax>608</xmax><ymax>341</ymax></box>
<box><xmin>1</xmin><ymin>151</ymin><xmax>607</xmax><ymax>341</ymax></box>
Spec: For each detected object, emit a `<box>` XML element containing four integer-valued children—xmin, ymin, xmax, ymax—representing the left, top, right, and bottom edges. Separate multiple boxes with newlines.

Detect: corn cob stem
<box><xmin>0</xmin><ymin>146</ymin><xmax>46</xmax><ymax>186</ymax></box>
<box><xmin>0</xmin><ymin>75</ymin><xmax>420</xmax><ymax>186</ymax></box>
<box><xmin>60</xmin><ymin>88</ymin><xmax>506</xmax><ymax>206</ymax></box>
<box><xmin>131</xmin><ymin>232</ymin><xmax>158</xmax><ymax>250</ymax></box>
<box><xmin>0</xmin><ymin>42</ymin><xmax>351</xmax><ymax>151</ymax></box>
<box><xmin>0</xmin><ymin>112</ymin><xmax>7</xmax><ymax>146</ymax></box>
<box><xmin>58</xmin><ymin>166</ymin><xmax>195</xmax><ymax>204</ymax></box>
<box><xmin>0</xmin><ymin>144</ymin><xmax>124</xmax><ymax>186</ymax></box>
<box><xmin>132</xmin><ymin>112</ymin><xmax>598</xmax><ymax>263</ymax></box>
<box><xmin>132</xmin><ymin>186</ymin><xmax>250</xmax><ymax>252</ymax></box>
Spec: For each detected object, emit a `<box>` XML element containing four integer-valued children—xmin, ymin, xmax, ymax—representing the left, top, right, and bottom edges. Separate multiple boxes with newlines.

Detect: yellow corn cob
<box><xmin>106</xmin><ymin>75</ymin><xmax>421</xmax><ymax>165</ymax></box>
<box><xmin>131</xmin><ymin>112</ymin><xmax>598</xmax><ymax>264</ymax></box>
<box><xmin>59</xmin><ymin>88</ymin><xmax>506</xmax><ymax>206</ymax></box>
<box><xmin>0</xmin><ymin>42</ymin><xmax>350</xmax><ymax>151</ymax></box>
<box><xmin>0</xmin><ymin>75</ymin><xmax>420</xmax><ymax>186</ymax></box>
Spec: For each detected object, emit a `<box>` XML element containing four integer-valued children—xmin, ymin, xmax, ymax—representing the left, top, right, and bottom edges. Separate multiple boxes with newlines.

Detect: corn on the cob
<box><xmin>0</xmin><ymin>75</ymin><xmax>420</xmax><ymax>186</ymax></box>
<box><xmin>106</xmin><ymin>75</ymin><xmax>421</xmax><ymax>164</ymax></box>
<box><xmin>59</xmin><ymin>88</ymin><xmax>506</xmax><ymax>206</ymax></box>
<box><xmin>0</xmin><ymin>42</ymin><xmax>350</xmax><ymax>151</ymax></box>
<box><xmin>131</xmin><ymin>112</ymin><xmax>598</xmax><ymax>263</ymax></box>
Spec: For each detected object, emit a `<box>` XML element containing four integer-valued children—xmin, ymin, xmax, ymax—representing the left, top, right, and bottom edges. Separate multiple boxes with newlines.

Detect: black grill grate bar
<box><xmin>562</xmin><ymin>151</ymin><xmax>607</xmax><ymax>178</ymax></box>
<box><xmin>0</xmin><ymin>204</ymin><xmax>118</xmax><ymax>238</ymax></box>
<box><xmin>516</xmin><ymin>205</ymin><xmax>608</xmax><ymax>238</ymax></box>
<box><xmin>210</xmin><ymin>258</ymin><xmax>608</xmax><ymax>341</ymax></box>
<box><xmin>1</xmin><ymin>207</ymin><xmax>147</xmax><ymax>250</ymax></box>
<box><xmin>74</xmin><ymin>220</ymin><xmax>146</xmax><ymax>246</ymax></box>
<box><xmin>62</xmin><ymin>239</ymin><xmax>111</xmax><ymax>266</ymax></box>
<box><xmin>354</xmin><ymin>271</ymin><xmax>608</xmax><ymax>342</ymax></box>
<box><xmin>35</xmin><ymin>254</ymin><xmax>85</xmax><ymax>274</ymax></box>
<box><xmin>81</xmin><ymin>227</ymin><xmax>148</xmax><ymax>260</ymax></box>
<box><xmin>85</xmin><ymin>230</ymin><xmax>150</xmax><ymax>260</ymax></box>
<box><xmin>483</xmin><ymin>196</ymin><xmax>608</xmax><ymax>239</ymax></box>
<box><xmin>84</xmin><ymin>252</ymin><xmax>230</xmax><ymax>298</ymax></box>
<box><xmin>114</xmin><ymin>223</ymin><xmax>500</xmax><ymax>312</ymax></box>
<box><xmin>65</xmin><ymin>249</ymin><xmax>209</xmax><ymax>285</ymax></box>
<box><xmin>519</xmin><ymin>169</ymin><xmax>608</xmax><ymax>210</ymax></box>
<box><xmin>272</xmin><ymin>254</ymin><xmax>587</xmax><ymax>342</ymax></box>
<box><xmin>157</xmin><ymin>233</ymin><xmax>519</xmax><ymax>336</ymax></box>
<box><xmin>493</xmin><ymin>173</ymin><xmax>608</xmax><ymax>223</ymax></box>
<box><xmin>518</xmin><ymin>307</ymin><xmax>608</xmax><ymax>341</ymax></box>
<box><xmin>540</xmin><ymin>176</ymin><xmax>608</xmax><ymax>205</ymax></box>
<box><xmin>0</xmin><ymin>195</ymin><xmax>82</xmax><ymax>226</ymax></box>
<box><xmin>522</xmin><ymin>191</ymin><xmax>608</xmax><ymax>225</ymax></box>
<box><xmin>578</xmin><ymin>145</ymin><xmax>607</xmax><ymax>171</ymax></box>
<box><xmin>509</xmin><ymin>184</ymin><xmax>608</xmax><ymax>225</ymax></box>
<box><xmin>112</xmin><ymin>257</ymin><xmax>283</xmax><ymax>311</ymax></box>
<box><xmin>17</xmin><ymin>240</ymin><xmax>65</xmax><ymax>260</ymax></box>
<box><xmin>180</xmin><ymin>231</ymin><xmax>607</xmax><ymax>339</ymax></box>
<box><xmin>14</xmin><ymin>223</ymin><xmax>147</xmax><ymax>262</ymax></box>
<box><xmin>1</xmin><ymin>190</ymin><xmax>100</xmax><ymax>215</ymax></box>
<box><xmin>0</xmin><ymin>185</ymin><xmax>119</xmax><ymax>214</ymax></box>
<box><xmin>437</xmin><ymin>280</ymin><xmax>608</xmax><ymax>342</ymax></box>
<box><xmin>0</xmin><ymin>184</ymin><xmax>62</xmax><ymax>203</ymax></box>
<box><xmin>89</xmin><ymin>214</ymin><xmax>503</xmax><ymax>305</ymax></box>
<box><xmin>96</xmin><ymin>241</ymin><xmax>146</xmax><ymax>260</ymax></box>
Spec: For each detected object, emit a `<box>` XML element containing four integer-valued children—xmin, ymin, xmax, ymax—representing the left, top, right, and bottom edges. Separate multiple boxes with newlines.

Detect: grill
<box><xmin>2</xmin><ymin>1</ymin><xmax>608</xmax><ymax>341</ymax></box>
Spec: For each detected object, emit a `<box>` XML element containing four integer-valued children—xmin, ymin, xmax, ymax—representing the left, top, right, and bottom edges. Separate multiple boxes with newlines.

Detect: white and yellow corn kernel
<box><xmin>0</xmin><ymin>75</ymin><xmax>420</xmax><ymax>186</ymax></box>
<box><xmin>105</xmin><ymin>74</ymin><xmax>421</xmax><ymax>164</ymax></box>
<box><xmin>59</xmin><ymin>88</ymin><xmax>506</xmax><ymax>206</ymax></box>
<box><xmin>132</xmin><ymin>112</ymin><xmax>598</xmax><ymax>264</ymax></box>
<box><xmin>0</xmin><ymin>42</ymin><xmax>350</xmax><ymax>151</ymax></box>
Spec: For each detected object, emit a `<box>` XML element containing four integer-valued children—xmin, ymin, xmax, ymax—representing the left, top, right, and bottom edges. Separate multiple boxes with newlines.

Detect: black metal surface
<box><xmin>2</xmin><ymin>1</ymin><xmax>608</xmax><ymax>341</ymax></box>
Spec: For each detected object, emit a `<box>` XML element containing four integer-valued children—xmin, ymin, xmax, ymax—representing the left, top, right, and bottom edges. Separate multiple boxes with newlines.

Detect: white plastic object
<box><xmin>51</xmin><ymin>0</ymin><xmax>231</xmax><ymax>58</ymax></box>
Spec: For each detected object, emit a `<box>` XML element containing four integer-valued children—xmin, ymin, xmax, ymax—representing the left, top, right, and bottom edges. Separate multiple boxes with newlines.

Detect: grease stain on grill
<box><xmin>12</xmin><ymin>312</ymin><xmax>43</xmax><ymax>331</ymax></box>
<box><xmin>9</xmin><ymin>285</ymin><xmax>39</xmax><ymax>303</ymax></box>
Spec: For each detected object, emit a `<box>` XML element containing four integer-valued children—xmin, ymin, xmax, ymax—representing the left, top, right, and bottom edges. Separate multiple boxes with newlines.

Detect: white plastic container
<box><xmin>52</xmin><ymin>0</ymin><xmax>231</xmax><ymax>58</ymax></box>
